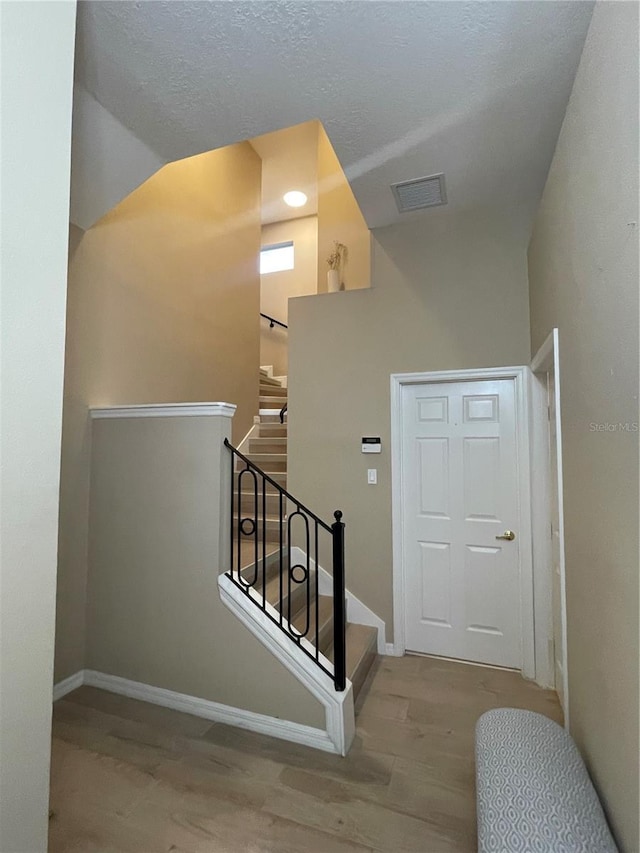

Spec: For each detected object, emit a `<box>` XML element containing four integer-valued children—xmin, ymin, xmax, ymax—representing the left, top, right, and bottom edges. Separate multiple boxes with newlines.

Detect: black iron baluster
<box><xmin>230</xmin><ymin>448</ymin><xmax>235</xmax><ymax>582</ymax></box>
<box><xmin>261</xmin><ymin>473</ymin><xmax>267</xmax><ymax>610</ymax></box>
<box><xmin>287</xmin><ymin>512</ymin><xmax>293</xmax><ymax>632</ymax></box>
<box><xmin>314</xmin><ymin>520</ymin><xmax>319</xmax><ymax>662</ymax></box>
<box><xmin>332</xmin><ymin>510</ymin><xmax>346</xmax><ymax>691</ymax></box>
<box><xmin>223</xmin><ymin>439</ymin><xmax>344</xmax><ymax>688</ymax></box>
<box><xmin>279</xmin><ymin>491</ymin><xmax>284</xmax><ymax>627</ymax></box>
<box><xmin>287</xmin><ymin>508</ymin><xmax>310</xmax><ymax>639</ymax></box>
<box><xmin>238</xmin><ymin>467</ymin><xmax>259</xmax><ymax>588</ymax></box>
<box><xmin>236</xmin><ymin>457</ymin><xmax>243</xmax><ymax>584</ymax></box>
<box><xmin>304</xmin><ymin>514</ymin><xmax>311</xmax><ymax>639</ymax></box>
<box><xmin>253</xmin><ymin>468</ymin><xmax>258</xmax><ymax>589</ymax></box>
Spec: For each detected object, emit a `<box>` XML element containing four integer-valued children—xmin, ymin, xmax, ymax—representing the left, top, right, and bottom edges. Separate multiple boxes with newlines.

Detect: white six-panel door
<box><xmin>401</xmin><ymin>379</ymin><xmax>522</xmax><ymax>668</ymax></box>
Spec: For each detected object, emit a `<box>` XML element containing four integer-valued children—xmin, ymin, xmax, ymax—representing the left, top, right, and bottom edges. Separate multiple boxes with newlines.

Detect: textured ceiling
<box><xmin>75</xmin><ymin>1</ymin><xmax>594</xmax><ymax>232</ymax></box>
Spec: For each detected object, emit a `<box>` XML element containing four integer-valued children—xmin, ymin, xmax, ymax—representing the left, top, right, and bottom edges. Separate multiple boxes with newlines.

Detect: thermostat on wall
<box><xmin>362</xmin><ymin>437</ymin><xmax>381</xmax><ymax>453</ymax></box>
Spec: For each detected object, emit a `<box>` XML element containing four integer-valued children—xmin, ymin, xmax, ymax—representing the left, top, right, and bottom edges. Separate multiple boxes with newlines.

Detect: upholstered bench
<box><xmin>475</xmin><ymin>708</ymin><xmax>618</xmax><ymax>852</ymax></box>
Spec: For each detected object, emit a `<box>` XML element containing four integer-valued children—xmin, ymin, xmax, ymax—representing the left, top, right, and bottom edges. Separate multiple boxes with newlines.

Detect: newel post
<box><xmin>331</xmin><ymin>510</ymin><xmax>346</xmax><ymax>691</ymax></box>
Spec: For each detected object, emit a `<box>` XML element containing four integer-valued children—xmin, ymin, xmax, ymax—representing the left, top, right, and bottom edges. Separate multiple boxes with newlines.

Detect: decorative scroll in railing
<box><xmin>260</xmin><ymin>312</ymin><xmax>288</xmax><ymax>330</ymax></box>
<box><xmin>224</xmin><ymin>439</ymin><xmax>346</xmax><ymax>691</ymax></box>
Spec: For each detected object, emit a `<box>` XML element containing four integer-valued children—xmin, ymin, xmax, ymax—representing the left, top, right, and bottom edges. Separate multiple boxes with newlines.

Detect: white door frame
<box><xmin>390</xmin><ymin>366</ymin><xmax>535</xmax><ymax>680</ymax></box>
<box><xmin>530</xmin><ymin>329</ymin><xmax>569</xmax><ymax>723</ymax></box>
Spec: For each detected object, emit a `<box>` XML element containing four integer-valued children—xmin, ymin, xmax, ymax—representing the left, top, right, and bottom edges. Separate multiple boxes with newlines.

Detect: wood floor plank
<box><xmin>50</xmin><ymin>653</ymin><xmax>563</xmax><ymax>853</ymax></box>
<box><xmin>357</xmin><ymin>691</ymin><xmax>410</xmax><ymax>722</ymax></box>
<box><xmin>125</xmin><ymin>797</ymin><xmax>377</xmax><ymax>853</ymax></box>
<box><xmin>262</xmin><ymin>782</ymin><xmax>466</xmax><ymax>853</ymax></box>
<box><xmin>201</xmin><ymin>723</ymin><xmax>396</xmax><ymax>788</ymax></box>
<box><xmin>49</xmin><ymin>738</ymin><xmax>156</xmax><ymax>823</ymax></box>
<box><xmin>67</xmin><ymin>686</ymin><xmax>213</xmax><ymax>737</ymax></box>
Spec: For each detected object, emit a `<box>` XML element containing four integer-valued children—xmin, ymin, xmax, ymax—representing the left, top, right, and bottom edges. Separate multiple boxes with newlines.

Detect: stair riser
<box><xmin>239</xmin><ymin>553</ymin><xmax>288</xmax><ymax>586</ymax></box>
<box><xmin>239</xmin><ymin>492</ymin><xmax>290</xmax><ymax>515</ymax></box>
<box><xmin>299</xmin><ymin>607</ymin><xmax>334</xmax><ymax>656</ymax></box>
<box><xmin>258</xmin><ymin>376</ymin><xmax>282</xmax><ymax>388</ymax></box>
<box><xmin>351</xmin><ymin>644</ymin><xmax>377</xmax><ymax>702</ymax></box>
<box><xmin>234</xmin><ymin>518</ymin><xmax>286</xmax><ymax>538</ymax></box>
<box><xmin>241</xmin><ymin>545</ymin><xmax>338</xmax><ymax>661</ymax></box>
<box><xmin>259</xmin><ymin>385</ymin><xmax>287</xmax><ymax>397</ymax></box>
<box><xmin>235</xmin><ymin>546</ymin><xmax>285</xmax><ymax>575</ymax></box>
<box><xmin>249</xmin><ymin>440</ymin><xmax>287</xmax><ymax>454</ymax></box>
<box><xmin>235</xmin><ymin>472</ymin><xmax>287</xmax><ymax>488</ymax></box>
<box><xmin>259</xmin><ymin>415</ymin><xmax>287</xmax><ymax>425</ymax></box>
<box><xmin>241</xmin><ymin>567</ymin><xmax>311</xmax><ymax>622</ymax></box>
<box><xmin>275</xmin><ymin>581</ymin><xmax>309</xmax><ymax>626</ymax></box>
<box><xmin>257</xmin><ymin>425</ymin><xmax>287</xmax><ymax>438</ymax></box>
<box><xmin>243</xmin><ymin>458</ymin><xmax>286</xmax><ymax>473</ymax></box>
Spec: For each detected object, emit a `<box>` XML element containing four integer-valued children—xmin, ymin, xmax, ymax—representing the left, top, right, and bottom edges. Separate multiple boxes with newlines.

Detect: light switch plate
<box><xmin>367</xmin><ymin>469</ymin><xmax>377</xmax><ymax>485</ymax></box>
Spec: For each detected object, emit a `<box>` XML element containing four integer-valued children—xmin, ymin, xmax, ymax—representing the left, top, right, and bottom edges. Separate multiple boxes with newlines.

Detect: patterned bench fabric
<box><xmin>475</xmin><ymin>708</ymin><xmax>618</xmax><ymax>853</ymax></box>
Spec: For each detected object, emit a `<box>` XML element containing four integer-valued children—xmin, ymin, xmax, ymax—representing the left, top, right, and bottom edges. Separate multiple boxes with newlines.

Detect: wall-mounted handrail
<box><xmin>260</xmin><ymin>312</ymin><xmax>288</xmax><ymax>330</ymax></box>
<box><xmin>224</xmin><ymin>438</ymin><xmax>346</xmax><ymax>691</ymax></box>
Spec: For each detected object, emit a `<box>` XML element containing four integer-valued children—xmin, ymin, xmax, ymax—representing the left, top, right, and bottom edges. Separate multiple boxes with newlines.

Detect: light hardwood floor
<box><xmin>50</xmin><ymin>655</ymin><xmax>562</xmax><ymax>853</ymax></box>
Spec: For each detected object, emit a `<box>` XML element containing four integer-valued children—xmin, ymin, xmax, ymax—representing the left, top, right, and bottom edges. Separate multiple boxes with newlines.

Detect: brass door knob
<box><xmin>496</xmin><ymin>530</ymin><xmax>516</xmax><ymax>541</ymax></box>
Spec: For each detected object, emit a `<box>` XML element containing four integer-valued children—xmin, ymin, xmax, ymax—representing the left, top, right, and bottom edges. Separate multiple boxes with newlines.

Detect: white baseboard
<box><xmin>53</xmin><ymin>669</ymin><xmax>85</xmax><ymax>701</ymax></box>
<box><xmin>53</xmin><ymin>667</ymin><xmax>335</xmax><ymax>754</ymax></box>
<box><xmin>291</xmin><ymin>546</ymin><xmax>387</xmax><ymax>655</ymax></box>
<box><xmin>385</xmin><ymin>643</ymin><xmax>403</xmax><ymax>657</ymax></box>
<box><xmin>83</xmin><ymin>670</ymin><xmax>333</xmax><ymax>753</ymax></box>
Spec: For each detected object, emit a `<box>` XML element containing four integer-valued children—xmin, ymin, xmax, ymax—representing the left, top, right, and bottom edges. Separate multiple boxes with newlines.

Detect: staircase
<box><xmin>230</xmin><ymin>367</ymin><xmax>378</xmax><ymax>709</ymax></box>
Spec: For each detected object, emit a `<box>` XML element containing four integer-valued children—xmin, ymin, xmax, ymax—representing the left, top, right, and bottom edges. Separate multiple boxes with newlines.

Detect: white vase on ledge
<box><xmin>327</xmin><ymin>269</ymin><xmax>340</xmax><ymax>293</ymax></box>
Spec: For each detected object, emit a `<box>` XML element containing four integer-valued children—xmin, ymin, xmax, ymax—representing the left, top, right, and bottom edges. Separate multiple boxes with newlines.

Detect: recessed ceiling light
<box><xmin>283</xmin><ymin>191</ymin><xmax>307</xmax><ymax>208</ymax></box>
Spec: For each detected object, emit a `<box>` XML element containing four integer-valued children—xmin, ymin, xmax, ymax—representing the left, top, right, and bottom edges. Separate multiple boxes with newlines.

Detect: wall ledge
<box><xmin>90</xmin><ymin>402</ymin><xmax>237</xmax><ymax>420</ymax></box>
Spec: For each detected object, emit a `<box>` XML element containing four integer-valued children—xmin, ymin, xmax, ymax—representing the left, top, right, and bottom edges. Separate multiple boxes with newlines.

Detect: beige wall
<box><xmin>55</xmin><ymin>143</ymin><xmax>261</xmax><ymax>681</ymax></box>
<box><xmin>260</xmin><ymin>216</ymin><xmax>318</xmax><ymax>375</ymax></box>
<box><xmin>528</xmin><ymin>4</ymin><xmax>639</xmax><ymax>849</ymax></box>
<box><xmin>0</xmin><ymin>2</ymin><xmax>76</xmax><ymax>850</ymax></box>
<box><xmin>87</xmin><ymin>414</ymin><xmax>324</xmax><ymax>729</ymax></box>
<box><xmin>317</xmin><ymin>126</ymin><xmax>371</xmax><ymax>292</ymax></box>
<box><xmin>288</xmin><ymin>210</ymin><xmax>530</xmax><ymax>635</ymax></box>
<box><xmin>71</xmin><ymin>143</ymin><xmax>261</xmax><ymax>441</ymax></box>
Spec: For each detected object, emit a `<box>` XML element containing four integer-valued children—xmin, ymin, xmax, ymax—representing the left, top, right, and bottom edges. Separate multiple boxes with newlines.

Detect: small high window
<box><xmin>260</xmin><ymin>242</ymin><xmax>294</xmax><ymax>275</ymax></box>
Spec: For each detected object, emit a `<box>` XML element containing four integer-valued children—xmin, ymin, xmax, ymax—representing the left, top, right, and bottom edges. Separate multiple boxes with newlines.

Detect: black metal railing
<box><xmin>260</xmin><ymin>312</ymin><xmax>288</xmax><ymax>330</ymax></box>
<box><xmin>224</xmin><ymin>438</ymin><xmax>346</xmax><ymax>691</ymax></box>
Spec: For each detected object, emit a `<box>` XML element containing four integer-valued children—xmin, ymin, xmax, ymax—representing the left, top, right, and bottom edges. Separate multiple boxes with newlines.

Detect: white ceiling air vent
<box><xmin>391</xmin><ymin>173</ymin><xmax>447</xmax><ymax>213</ymax></box>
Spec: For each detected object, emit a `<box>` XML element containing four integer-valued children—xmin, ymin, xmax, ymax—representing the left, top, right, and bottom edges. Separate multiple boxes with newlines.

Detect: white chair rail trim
<box><xmin>90</xmin><ymin>402</ymin><xmax>237</xmax><ymax>419</ymax></box>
